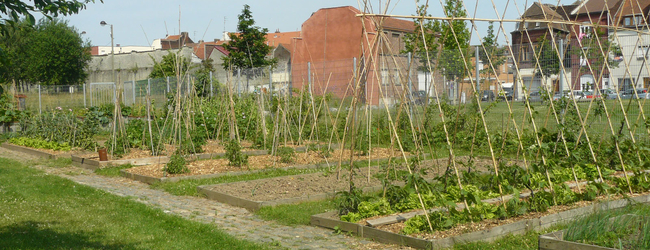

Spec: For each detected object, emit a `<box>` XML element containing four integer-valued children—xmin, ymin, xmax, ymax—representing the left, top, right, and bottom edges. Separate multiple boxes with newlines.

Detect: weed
<box><xmin>277</xmin><ymin>146</ymin><xmax>295</xmax><ymax>163</ymax></box>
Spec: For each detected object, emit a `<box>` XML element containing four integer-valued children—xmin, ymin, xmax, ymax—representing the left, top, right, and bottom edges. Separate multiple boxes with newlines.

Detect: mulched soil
<box><xmin>78</xmin><ymin>140</ymin><xmax>328</xmax><ymax>160</ymax></box>
<box><xmin>124</xmin><ymin>147</ymin><xmax>406</xmax><ymax>178</ymax></box>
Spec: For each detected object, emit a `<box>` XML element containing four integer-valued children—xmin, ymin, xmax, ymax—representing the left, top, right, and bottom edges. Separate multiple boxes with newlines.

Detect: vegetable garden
<box><xmin>2</xmin><ymin>1</ymin><xmax>650</xmax><ymax>249</ymax></box>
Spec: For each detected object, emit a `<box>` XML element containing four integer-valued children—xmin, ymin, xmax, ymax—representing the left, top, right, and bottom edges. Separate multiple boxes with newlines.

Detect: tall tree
<box><xmin>222</xmin><ymin>4</ymin><xmax>276</xmax><ymax>70</ymax></box>
<box><xmin>404</xmin><ymin>0</ymin><xmax>471</xmax><ymax>82</ymax></box>
<box><xmin>478</xmin><ymin>22</ymin><xmax>506</xmax><ymax>75</ymax></box>
<box><xmin>535</xmin><ymin>35</ymin><xmax>560</xmax><ymax>78</ymax></box>
<box><xmin>1</xmin><ymin>18</ymin><xmax>90</xmax><ymax>85</ymax></box>
<box><xmin>0</xmin><ymin>0</ymin><xmax>98</xmax><ymax>34</ymax></box>
<box><xmin>26</xmin><ymin>18</ymin><xmax>90</xmax><ymax>85</ymax></box>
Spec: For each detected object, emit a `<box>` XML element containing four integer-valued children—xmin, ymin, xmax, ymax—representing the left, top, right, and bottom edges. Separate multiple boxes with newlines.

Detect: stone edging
<box><xmin>310</xmin><ymin>194</ymin><xmax>650</xmax><ymax>249</ymax></box>
<box><xmin>1</xmin><ymin>142</ymin><xmax>63</xmax><ymax>159</ymax></box>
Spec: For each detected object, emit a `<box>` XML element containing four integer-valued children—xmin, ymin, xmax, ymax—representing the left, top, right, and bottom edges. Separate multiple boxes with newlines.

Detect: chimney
<box><xmin>275</xmin><ymin>29</ymin><xmax>280</xmax><ymax>33</ymax></box>
<box><xmin>214</xmin><ymin>39</ymin><xmax>220</xmax><ymax>42</ymax></box>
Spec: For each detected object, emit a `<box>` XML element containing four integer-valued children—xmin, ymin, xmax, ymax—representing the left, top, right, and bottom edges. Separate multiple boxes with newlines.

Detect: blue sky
<box><xmin>60</xmin><ymin>0</ymin><xmax>575</xmax><ymax>47</ymax></box>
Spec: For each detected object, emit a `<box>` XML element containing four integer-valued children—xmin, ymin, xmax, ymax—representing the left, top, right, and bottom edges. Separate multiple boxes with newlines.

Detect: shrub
<box><xmin>164</xmin><ymin>152</ymin><xmax>189</xmax><ymax>174</ymax></box>
<box><xmin>225</xmin><ymin>138</ymin><xmax>248</xmax><ymax>167</ymax></box>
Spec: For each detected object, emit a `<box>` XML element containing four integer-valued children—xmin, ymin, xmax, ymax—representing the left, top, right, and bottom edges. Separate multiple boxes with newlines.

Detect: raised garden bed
<box><xmin>121</xmin><ymin>147</ymin><xmax>400</xmax><ymax>184</ymax></box>
<box><xmin>197</xmin><ymin>156</ymin><xmax>509</xmax><ymax>211</ymax></box>
<box><xmin>71</xmin><ymin>140</ymin><xmax>337</xmax><ymax>171</ymax></box>
<box><xmin>539</xmin><ymin>230</ymin><xmax>616</xmax><ymax>250</ymax></box>
<box><xmin>311</xmin><ymin>193</ymin><xmax>650</xmax><ymax>249</ymax></box>
<box><xmin>1</xmin><ymin>142</ymin><xmax>84</xmax><ymax>159</ymax></box>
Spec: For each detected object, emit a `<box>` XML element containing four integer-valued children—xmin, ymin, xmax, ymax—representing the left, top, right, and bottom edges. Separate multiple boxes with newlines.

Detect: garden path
<box><xmin>0</xmin><ymin>148</ymin><xmax>408</xmax><ymax>250</ymax></box>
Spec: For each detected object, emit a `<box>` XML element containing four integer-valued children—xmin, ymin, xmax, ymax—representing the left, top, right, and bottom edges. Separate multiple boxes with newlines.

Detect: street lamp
<box><xmin>100</xmin><ymin>21</ymin><xmax>114</xmax><ymax>84</ymax></box>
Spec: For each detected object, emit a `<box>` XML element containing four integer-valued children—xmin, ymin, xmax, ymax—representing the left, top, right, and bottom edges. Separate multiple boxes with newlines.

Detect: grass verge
<box><xmin>0</xmin><ymin>157</ymin><xmax>267</xmax><ymax>250</ymax></box>
<box><xmin>447</xmin><ymin>226</ymin><xmax>564</xmax><ymax>250</ymax></box>
<box><xmin>151</xmin><ymin>167</ymin><xmax>330</xmax><ymax>196</ymax></box>
<box><xmin>95</xmin><ymin>164</ymin><xmax>135</xmax><ymax>177</ymax></box>
<box><xmin>564</xmin><ymin>203</ymin><xmax>650</xmax><ymax>249</ymax></box>
<box><xmin>255</xmin><ymin>199</ymin><xmax>337</xmax><ymax>226</ymax></box>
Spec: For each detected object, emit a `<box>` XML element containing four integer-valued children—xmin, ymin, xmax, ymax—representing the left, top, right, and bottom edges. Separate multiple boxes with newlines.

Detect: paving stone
<box><xmin>0</xmin><ymin>151</ymin><xmax>414</xmax><ymax>249</ymax></box>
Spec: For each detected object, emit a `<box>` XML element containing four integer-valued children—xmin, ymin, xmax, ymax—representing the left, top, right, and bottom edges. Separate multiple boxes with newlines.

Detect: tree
<box><xmin>0</xmin><ymin>20</ymin><xmax>32</xmax><ymax>84</ymax></box>
<box><xmin>0</xmin><ymin>0</ymin><xmax>98</xmax><ymax>34</ymax></box>
<box><xmin>222</xmin><ymin>4</ymin><xmax>276</xmax><ymax>70</ymax></box>
<box><xmin>478</xmin><ymin>22</ymin><xmax>506</xmax><ymax>75</ymax></box>
<box><xmin>535</xmin><ymin>35</ymin><xmax>561</xmax><ymax>78</ymax></box>
<box><xmin>26</xmin><ymin>19</ymin><xmax>90</xmax><ymax>85</ymax></box>
<box><xmin>404</xmin><ymin>0</ymin><xmax>471</xmax><ymax>82</ymax></box>
<box><xmin>0</xmin><ymin>18</ymin><xmax>90</xmax><ymax>85</ymax></box>
<box><xmin>149</xmin><ymin>51</ymin><xmax>191</xmax><ymax>79</ymax></box>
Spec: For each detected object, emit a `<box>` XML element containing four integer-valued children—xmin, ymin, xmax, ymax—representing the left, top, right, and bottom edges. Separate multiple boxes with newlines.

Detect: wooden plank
<box><xmin>539</xmin><ymin>230</ymin><xmax>617</xmax><ymax>250</ymax></box>
<box><xmin>311</xmin><ymin>212</ymin><xmax>360</xmax><ymax>234</ymax></box>
<box><xmin>197</xmin><ymin>185</ymin><xmax>263</xmax><ymax>211</ymax></box>
<box><xmin>2</xmin><ymin>142</ymin><xmax>58</xmax><ymax>159</ymax></box>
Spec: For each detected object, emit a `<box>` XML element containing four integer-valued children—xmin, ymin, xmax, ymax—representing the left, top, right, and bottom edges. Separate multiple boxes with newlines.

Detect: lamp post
<box><xmin>100</xmin><ymin>21</ymin><xmax>114</xmax><ymax>84</ymax></box>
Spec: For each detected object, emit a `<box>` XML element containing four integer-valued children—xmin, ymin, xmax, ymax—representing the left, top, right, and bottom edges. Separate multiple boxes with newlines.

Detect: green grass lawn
<box><xmin>255</xmin><ymin>200</ymin><xmax>337</xmax><ymax>226</ymax></box>
<box><xmin>0</xmin><ymin>157</ymin><xmax>268</xmax><ymax>250</ymax></box>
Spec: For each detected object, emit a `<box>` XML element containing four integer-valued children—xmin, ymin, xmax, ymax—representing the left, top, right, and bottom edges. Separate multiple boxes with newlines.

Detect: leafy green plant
<box><xmin>336</xmin><ymin>186</ymin><xmax>363</xmax><ymax>216</ymax></box>
<box><xmin>225</xmin><ymin>138</ymin><xmax>248</xmax><ymax>167</ymax></box>
<box><xmin>164</xmin><ymin>152</ymin><xmax>189</xmax><ymax>175</ymax></box>
<box><xmin>9</xmin><ymin>136</ymin><xmax>71</xmax><ymax>151</ymax></box>
<box><xmin>277</xmin><ymin>146</ymin><xmax>295</xmax><ymax>163</ymax></box>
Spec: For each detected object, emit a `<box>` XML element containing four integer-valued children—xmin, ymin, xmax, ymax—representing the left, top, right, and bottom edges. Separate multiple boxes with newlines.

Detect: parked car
<box><xmin>525</xmin><ymin>91</ymin><xmax>542</xmax><ymax>102</ymax></box>
<box><xmin>498</xmin><ymin>87</ymin><xmax>514</xmax><ymax>101</ymax></box>
<box><xmin>632</xmin><ymin>92</ymin><xmax>650</xmax><ymax>99</ymax></box>
<box><xmin>410</xmin><ymin>90</ymin><xmax>428</xmax><ymax>105</ymax></box>
<box><xmin>600</xmin><ymin>89</ymin><xmax>617</xmax><ymax>99</ymax></box>
<box><xmin>481</xmin><ymin>90</ymin><xmax>495</xmax><ymax>101</ymax></box>
<box><xmin>583</xmin><ymin>91</ymin><xmax>601</xmax><ymax>99</ymax></box>
<box><xmin>570</xmin><ymin>90</ymin><xmax>586</xmax><ymax>100</ymax></box>
<box><xmin>620</xmin><ymin>89</ymin><xmax>637</xmax><ymax>99</ymax></box>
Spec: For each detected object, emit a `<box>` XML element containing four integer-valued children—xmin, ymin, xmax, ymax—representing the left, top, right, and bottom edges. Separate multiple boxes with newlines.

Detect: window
<box><xmin>580</xmin><ymin>22</ymin><xmax>592</xmax><ymax>37</ymax></box>
<box><xmin>624</xmin><ymin>15</ymin><xmax>646</xmax><ymax>27</ymax></box>
<box><xmin>521</xmin><ymin>46</ymin><xmax>531</xmax><ymax>61</ymax></box>
<box><xmin>392</xmin><ymin>33</ymin><xmax>400</xmax><ymax>38</ymax></box>
<box><xmin>635</xmin><ymin>15</ymin><xmax>644</xmax><ymax>26</ymax></box>
<box><xmin>637</xmin><ymin>45</ymin><xmax>649</xmax><ymax>59</ymax></box>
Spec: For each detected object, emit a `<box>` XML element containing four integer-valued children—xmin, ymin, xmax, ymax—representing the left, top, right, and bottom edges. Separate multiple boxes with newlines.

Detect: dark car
<box><xmin>526</xmin><ymin>91</ymin><xmax>542</xmax><ymax>102</ymax></box>
<box><xmin>498</xmin><ymin>88</ymin><xmax>514</xmax><ymax>101</ymax></box>
<box><xmin>410</xmin><ymin>90</ymin><xmax>428</xmax><ymax>105</ymax></box>
<box><xmin>481</xmin><ymin>90</ymin><xmax>495</xmax><ymax>101</ymax></box>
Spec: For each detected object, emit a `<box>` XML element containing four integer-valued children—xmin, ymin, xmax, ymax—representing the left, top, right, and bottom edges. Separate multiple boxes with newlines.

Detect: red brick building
<box><xmin>290</xmin><ymin>6</ymin><xmax>416</xmax><ymax>105</ymax></box>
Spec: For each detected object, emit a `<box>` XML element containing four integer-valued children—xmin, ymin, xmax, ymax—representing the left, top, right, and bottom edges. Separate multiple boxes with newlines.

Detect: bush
<box><xmin>277</xmin><ymin>146</ymin><xmax>295</xmax><ymax>163</ymax></box>
<box><xmin>164</xmin><ymin>152</ymin><xmax>189</xmax><ymax>174</ymax></box>
<box><xmin>225</xmin><ymin>138</ymin><xmax>248</xmax><ymax>167</ymax></box>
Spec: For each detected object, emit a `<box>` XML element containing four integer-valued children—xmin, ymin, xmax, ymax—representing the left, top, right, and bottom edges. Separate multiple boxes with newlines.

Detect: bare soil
<box><xmin>199</xmin><ymin>156</ymin><xmax>513</xmax><ymax>202</ymax></box>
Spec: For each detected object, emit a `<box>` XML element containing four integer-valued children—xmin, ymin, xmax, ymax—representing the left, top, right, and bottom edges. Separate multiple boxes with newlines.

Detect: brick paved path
<box><xmin>1</xmin><ymin>148</ymin><xmax>406</xmax><ymax>250</ymax></box>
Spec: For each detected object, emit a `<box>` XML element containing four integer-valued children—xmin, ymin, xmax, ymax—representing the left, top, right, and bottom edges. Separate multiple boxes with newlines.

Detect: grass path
<box><xmin>0</xmin><ymin>157</ymin><xmax>266</xmax><ymax>250</ymax></box>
